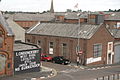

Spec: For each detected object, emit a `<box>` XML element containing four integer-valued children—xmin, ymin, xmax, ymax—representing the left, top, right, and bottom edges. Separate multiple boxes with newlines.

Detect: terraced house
<box><xmin>25</xmin><ymin>22</ymin><xmax>114</xmax><ymax>65</ymax></box>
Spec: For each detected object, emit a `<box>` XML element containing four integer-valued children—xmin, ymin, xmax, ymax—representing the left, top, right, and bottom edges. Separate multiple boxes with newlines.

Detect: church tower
<box><xmin>50</xmin><ymin>0</ymin><xmax>54</xmax><ymax>13</ymax></box>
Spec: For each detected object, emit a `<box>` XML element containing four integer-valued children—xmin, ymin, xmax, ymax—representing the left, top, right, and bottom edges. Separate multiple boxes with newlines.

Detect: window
<box><xmin>0</xmin><ymin>54</ymin><xmax>6</xmax><ymax>71</ymax></box>
<box><xmin>0</xmin><ymin>37</ymin><xmax>3</xmax><ymax>48</ymax></box>
<box><xmin>117</xmin><ymin>22</ymin><xmax>120</xmax><ymax>28</ymax></box>
<box><xmin>62</xmin><ymin>43</ymin><xmax>67</xmax><ymax>57</ymax></box>
<box><xmin>8</xmin><ymin>63</ymin><xmax>11</xmax><ymax>69</ymax></box>
<box><xmin>26</xmin><ymin>39</ymin><xmax>30</xmax><ymax>43</ymax></box>
<box><xmin>49</xmin><ymin>42</ymin><xmax>54</xmax><ymax>54</ymax></box>
<box><xmin>93</xmin><ymin>44</ymin><xmax>102</xmax><ymax>58</ymax></box>
<box><xmin>0</xmin><ymin>31</ymin><xmax>3</xmax><ymax>48</ymax></box>
<box><xmin>37</xmin><ymin>40</ymin><xmax>41</xmax><ymax>45</ymax></box>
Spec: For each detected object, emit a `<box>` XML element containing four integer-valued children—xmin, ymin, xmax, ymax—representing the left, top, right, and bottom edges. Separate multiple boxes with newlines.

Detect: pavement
<box><xmin>68</xmin><ymin>62</ymin><xmax>120</xmax><ymax>70</ymax></box>
<box><xmin>1</xmin><ymin>62</ymin><xmax>120</xmax><ymax>80</ymax></box>
<box><xmin>0</xmin><ymin>66</ymin><xmax>56</xmax><ymax>80</ymax></box>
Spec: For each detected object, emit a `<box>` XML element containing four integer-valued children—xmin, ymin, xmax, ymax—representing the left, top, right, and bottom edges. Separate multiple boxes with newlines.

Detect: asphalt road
<box><xmin>42</xmin><ymin>62</ymin><xmax>120</xmax><ymax>80</ymax></box>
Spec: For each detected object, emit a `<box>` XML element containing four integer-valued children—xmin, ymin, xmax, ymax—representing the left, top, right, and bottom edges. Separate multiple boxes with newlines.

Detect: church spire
<box><xmin>50</xmin><ymin>0</ymin><xmax>54</xmax><ymax>13</ymax></box>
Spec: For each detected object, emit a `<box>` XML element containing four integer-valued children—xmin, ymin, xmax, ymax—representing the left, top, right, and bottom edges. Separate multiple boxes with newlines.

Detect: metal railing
<box><xmin>95</xmin><ymin>73</ymin><xmax>120</xmax><ymax>80</ymax></box>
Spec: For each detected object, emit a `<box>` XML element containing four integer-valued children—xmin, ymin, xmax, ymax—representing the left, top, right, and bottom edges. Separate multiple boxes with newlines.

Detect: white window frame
<box><xmin>117</xmin><ymin>22</ymin><xmax>120</xmax><ymax>28</ymax></box>
<box><xmin>49</xmin><ymin>42</ymin><xmax>54</xmax><ymax>54</ymax></box>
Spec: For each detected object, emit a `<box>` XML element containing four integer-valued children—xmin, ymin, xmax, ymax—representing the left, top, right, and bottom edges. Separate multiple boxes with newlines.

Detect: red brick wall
<box><xmin>55</xmin><ymin>16</ymin><xmax>65</xmax><ymax>22</ymax></box>
<box><xmin>15</xmin><ymin>21</ymin><xmax>38</xmax><ymax>29</ymax></box>
<box><xmin>25</xmin><ymin>34</ymin><xmax>86</xmax><ymax>62</ymax></box>
<box><xmin>105</xmin><ymin>20</ymin><xmax>120</xmax><ymax>29</ymax></box>
<box><xmin>0</xmin><ymin>25</ymin><xmax>14</xmax><ymax>76</ymax></box>
<box><xmin>25</xmin><ymin>24</ymin><xmax>114</xmax><ymax>65</ymax></box>
<box><xmin>64</xmin><ymin>19</ymin><xmax>87</xmax><ymax>24</ymax></box>
<box><xmin>86</xmin><ymin>24</ymin><xmax>114</xmax><ymax>65</ymax></box>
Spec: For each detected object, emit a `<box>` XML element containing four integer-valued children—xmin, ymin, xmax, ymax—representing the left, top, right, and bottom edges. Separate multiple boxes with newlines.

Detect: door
<box><xmin>107</xmin><ymin>53</ymin><xmax>112</xmax><ymax>64</ymax></box>
<box><xmin>0</xmin><ymin>54</ymin><xmax>7</xmax><ymax>75</ymax></box>
<box><xmin>107</xmin><ymin>42</ymin><xmax>113</xmax><ymax>64</ymax></box>
<box><xmin>114</xmin><ymin>44</ymin><xmax>120</xmax><ymax>63</ymax></box>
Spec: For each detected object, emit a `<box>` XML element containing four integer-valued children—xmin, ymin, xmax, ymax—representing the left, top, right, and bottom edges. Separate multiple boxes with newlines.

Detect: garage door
<box><xmin>114</xmin><ymin>45</ymin><xmax>120</xmax><ymax>63</ymax></box>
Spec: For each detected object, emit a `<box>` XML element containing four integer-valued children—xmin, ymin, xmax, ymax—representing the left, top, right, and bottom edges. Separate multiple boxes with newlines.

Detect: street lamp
<box><xmin>76</xmin><ymin>13</ymin><xmax>81</xmax><ymax>54</ymax></box>
<box><xmin>76</xmin><ymin>13</ymin><xmax>82</xmax><ymax>66</ymax></box>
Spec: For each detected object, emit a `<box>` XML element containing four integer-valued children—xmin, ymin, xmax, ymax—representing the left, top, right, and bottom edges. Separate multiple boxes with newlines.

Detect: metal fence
<box><xmin>95</xmin><ymin>73</ymin><xmax>120</xmax><ymax>80</ymax></box>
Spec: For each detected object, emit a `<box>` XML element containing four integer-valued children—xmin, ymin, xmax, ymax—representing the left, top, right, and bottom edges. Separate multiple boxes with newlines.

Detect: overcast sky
<box><xmin>0</xmin><ymin>0</ymin><xmax>119</xmax><ymax>12</ymax></box>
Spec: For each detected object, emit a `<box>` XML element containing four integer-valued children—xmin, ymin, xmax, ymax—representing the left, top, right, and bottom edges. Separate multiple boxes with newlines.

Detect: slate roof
<box><xmin>115</xmin><ymin>30</ymin><xmax>120</xmax><ymax>38</ymax></box>
<box><xmin>54</xmin><ymin>12</ymin><xmax>66</xmax><ymax>16</ymax></box>
<box><xmin>0</xmin><ymin>12</ymin><xmax>14</xmax><ymax>36</ymax></box>
<box><xmin>109</xmin><ymin>29</ymin><xmax>120</xmax><ymax>38</ymax></box>
<box><xmin>64</xmin><ymin>12</ymin><xmax>88</xmax><ymax>19</ymax></box>
<box><xmin>105</xmin><ymin>12</ymin><xmax>120</xmax><ymax>21</ymax></box>
<box><xmin>64</xmin><ymin>12</ymin><xmax>79</xmax><ymax>19</ymax></box>
<box><xmin>26</xmin><ymin>23</ymin><xmax>101</xmax><ymax>39</ymax></box>
<box><xmin>13</xmin><ymin>13</ymin><xmax>55</xmax><ymax>21</ymax></box>
<box><xmin>13</xmin><ymin>12</ymin><xmax>88</xmax><ymax>21</ymax></box>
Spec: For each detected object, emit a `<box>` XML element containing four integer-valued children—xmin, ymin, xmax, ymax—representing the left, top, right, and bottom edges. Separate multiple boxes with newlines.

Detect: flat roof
<box><xmin>14</xmin><ymin>41</ymin><xmax>39</xmax><ymax>51</ymax></box>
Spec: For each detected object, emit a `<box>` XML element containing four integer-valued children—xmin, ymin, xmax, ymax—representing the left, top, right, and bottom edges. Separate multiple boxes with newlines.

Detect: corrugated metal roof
<box><xmin>26</xmin><ymin>23</ymin><xmax>101</xmax><ymax>39</ymax></box>
<box><xmin>0</xmin><ymin>12</ymin><xmax>14</xmax><ymax>36</ymax></box>
<box><xmin>105</xmin><ymin>12</ymin><xmax>120</xmax><ymax>21</ymax></box>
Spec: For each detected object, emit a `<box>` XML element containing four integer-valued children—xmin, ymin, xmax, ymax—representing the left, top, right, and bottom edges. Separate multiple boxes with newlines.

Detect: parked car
<box><xmin>52</xmin><ymin>56</ymin><xmax>71</xmax><ymax>65</ymax></box>
<box><xmin>41</xmin><ymin>53</ymin><xmax>52</xmax><ymax>61</ymax></box>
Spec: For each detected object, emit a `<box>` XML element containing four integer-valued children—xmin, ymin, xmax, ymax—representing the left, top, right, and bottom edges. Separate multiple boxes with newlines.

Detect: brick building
<box><xmin>105</xmin><ymin>12</ymin><xmax>120</xmax><ymax>29</ymax></box>
<box><xmin>13</xmin><ymin>13</ymin><xmax>55</xmax><ymax>30</ymax></box>
<box><xmin>0</xmin><ymin>12</ymin><xmax>14</xmax><ymax>76</ymax></box>
<box><xmin>55</xmin><ymin>12</ymin><xmax>88</xmax><ymax>24</ymax></box>
<box><xmin>25</xmin><ymin>22</ymin><xmax>114</xmax><ymax>65</ymax></box>
<box><xmin>105</xmin><ymin>12</ymin><xmax>120</xmax><ymax>64</ymax></box>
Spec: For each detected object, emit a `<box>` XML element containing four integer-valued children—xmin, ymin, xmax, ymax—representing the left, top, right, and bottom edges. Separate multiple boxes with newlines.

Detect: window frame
<box><xmin>93</xmin><ymin>43</ymin><xmax>102</xmax><ymax>58</ymax></box>
<box><xmin>49</xmin><ymin>42</ymin><xmax>54</xmax><ymax>54</ymax></box>
<box><xmin>61</xmin><ymin>43</ymin><xmax>67</xmax><ymax>57</ymax></box>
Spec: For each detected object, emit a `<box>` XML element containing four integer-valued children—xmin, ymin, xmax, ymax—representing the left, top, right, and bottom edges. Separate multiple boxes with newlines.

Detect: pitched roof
<box><xmin>0</xmin><ymin>12</ymin><xmax>14</xmax><ymax>36</ymax></box>
<box><xmin>7</xmin><ymin>19</ymin><xmax>25</xmax><ymax>41</ymax></box>
<box><xmin>105</xmin><ymin>12</ymin><xmax>120</xmax><ymax>21</ymax></box>
<box><xmin>109</xmin><ymin>29</ymin><xmax>120</xmax><ymax>38</ymax></box>
<box><xmin>26</xmin><ymin>23</ymin><xmax>101</xmax><ymax>39</ymax></box>
<box><xmin>65</xmin><ymin>12</ymin><xmax>79</xmax><ymax>19</ymax></box>
<box><xmin>13</xmin><ymin>13</ymin><xmax>55</xmax><ymax>21</ymax></box>
<box><xmin>13</xmin><ymin>12</ymin><xmax>88</xmax><ymax>21</ymax></box>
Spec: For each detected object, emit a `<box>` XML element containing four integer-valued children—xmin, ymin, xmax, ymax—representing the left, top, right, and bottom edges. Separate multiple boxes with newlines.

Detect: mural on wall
<box><xmin>14</xmin><ymin>49</ymin><xmax>40</xmax><ymax>74</ymax></box>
